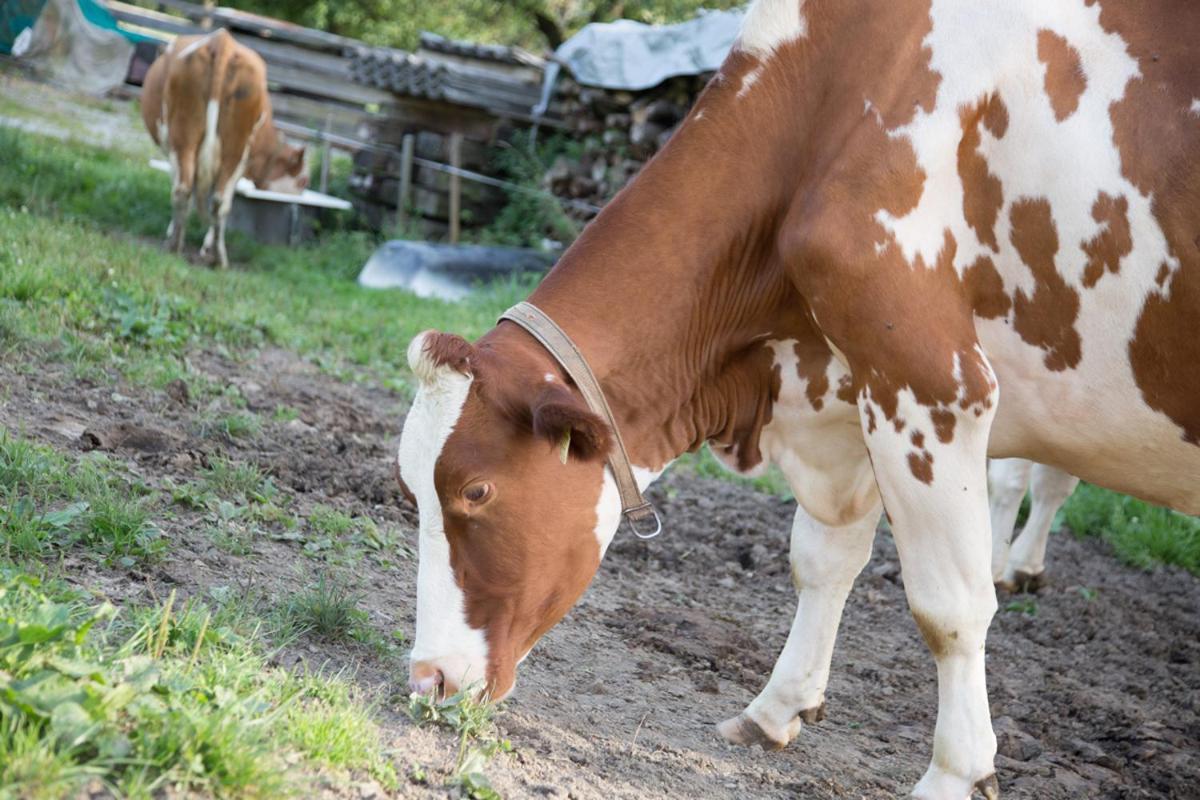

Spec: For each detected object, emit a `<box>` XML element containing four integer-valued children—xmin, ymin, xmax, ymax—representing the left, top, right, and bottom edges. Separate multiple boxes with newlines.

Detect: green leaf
<box><xmin>50</xmin><ymin>700</ymin><xmax>96</xmax><ymax>748</ymax></box>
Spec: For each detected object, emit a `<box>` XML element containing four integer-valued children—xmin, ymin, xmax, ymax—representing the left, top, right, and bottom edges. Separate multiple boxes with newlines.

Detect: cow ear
<box><xmin>531</xmin><ymin>385</ymin><xmax>612</xmax><ymax>463</ymax></box>
<box><xmin>291</xmin><ymin>145</ymin><xmax>307</xmax><ymax>171</ymax></box>
<box><xmin>408</xmin><ymin>330</ymin><xmax>474</xmax><ymax>384</ymax></box>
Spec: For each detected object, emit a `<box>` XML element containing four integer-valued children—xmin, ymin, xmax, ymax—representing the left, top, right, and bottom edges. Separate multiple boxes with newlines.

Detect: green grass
<box><xmin>1061</xmin><ymin>483</ymin><xmax>1200</xmax><ymax>575</ymax></box>
<box><xmin>0</xmin><ymin>126</ymin><xmax>536</xmax><ymax>394</ymax></box>
<box><xmin>670</xmin><ymin>446</ymin><xmax>792</xmax><ymax>498</ymax></box>
<box><xmin>274</xmin><ymin>573</ymin><xmax>368</xmax><ymax>642</ymax></box>
<box><xmin>0</xmin><ymin>574</ymin><xmax>398</xmax><ymax>798</ymax></box>
<box><xmin>0</xmin><ymin>431</ymin><xmax>164</xmax><ymax>565</ymax></box>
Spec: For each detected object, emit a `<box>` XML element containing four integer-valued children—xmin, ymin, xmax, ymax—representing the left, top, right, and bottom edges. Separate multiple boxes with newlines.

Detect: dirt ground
<box><xmin>2</xmin><ymin>347</ymin><xmax>1197</xmax><ymax>800</ymax></box>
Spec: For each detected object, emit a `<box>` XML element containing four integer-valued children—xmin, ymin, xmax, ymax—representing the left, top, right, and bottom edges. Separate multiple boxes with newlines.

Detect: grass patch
<box><xmin>0</xmin><ymin>431</ymin><xmax>164</xmax><ymax>565</ymax></box>
<box><xmin>274</xmin><ymin>573</ymin><xmax>368</xmax><ymax>642</ymax></box>
<box><xmin>0</xmin><ymin>127</ymin><xmax>537</xmax><ymax>395</ymax></box>
<box><xmin>1061</xmin><ymin>483</ymin><xmax>1200</xmax><ymax>575</ymax></box>
<box><xmin>0</xmin><ymin>576</ymin><xmax>399</xmax><ymax>798</ymax></box>
<box><xmin>670</xmin><ymin>446</ymin><xmax>791</xmax><ymax>498</ymax></box>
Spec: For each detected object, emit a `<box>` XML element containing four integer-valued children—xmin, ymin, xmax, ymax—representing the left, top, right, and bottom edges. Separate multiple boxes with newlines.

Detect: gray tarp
<box><xmin>16</xmin><ymin>0</ymin><xmax>133</xmax><ymax>95</ymax></box>
<box><xmin>555</xmin><ymin>9</ymin><xmax>745</xmax><ymax>91</ymax></box>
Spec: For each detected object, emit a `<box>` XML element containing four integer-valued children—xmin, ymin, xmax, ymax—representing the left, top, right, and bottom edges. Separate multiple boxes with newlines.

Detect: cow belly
<box><xmin>981</xmin><ymin>317</ymin><xmax>1200</xmax><ymax>515</ymax></box>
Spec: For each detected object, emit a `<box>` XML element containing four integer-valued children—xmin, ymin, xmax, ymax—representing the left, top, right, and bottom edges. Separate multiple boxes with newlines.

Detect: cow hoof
<box><xmin>799</xmin><ymin>702</ymin><xmax>826</xmax><ymax>724</ymax></box>
<box><xmin>716</xmin><ymin>713</ymin><xmax>790</xmax><ymax>750</ymax></box>
<box><xmin>975</xmin><ymin>774</ymin><xmax>1000</xmax><ymax>799</ymax></box>
<box><xmin>1006</xmin><ymin>570</ymin><xmax>1045</xmax><ymax>594</ymax></box>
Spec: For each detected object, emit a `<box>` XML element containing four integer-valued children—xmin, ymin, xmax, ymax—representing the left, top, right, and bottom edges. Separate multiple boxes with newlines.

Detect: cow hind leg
<box><xmin>1001</xmin><ymin>465</ymin><xmax>1079</xmax><ymax>592</ymax></box>
<box><xmin>987</xmin><ymin>459</ymin><xmax>1032</xmax><ymax>586</ymax></box>
<box><xmin>167</xmin><ymin>151</ymin><xmax>195</xmax><ymax>255</ymax></box>
<box><xmin>718</xmin><ymin>503</ymin><xmax>880</xmax><ymax>748</ymax></box>
<box><xmin>860</xmin><ymin>382</ymin><xmax>1000</xmax><ymax>799</ymax></box>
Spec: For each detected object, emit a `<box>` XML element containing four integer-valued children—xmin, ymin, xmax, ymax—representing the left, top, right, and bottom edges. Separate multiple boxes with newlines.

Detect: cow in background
<box><xmin>141</xmin><ymin>29</ymin><xmax>307</xmax><ymax>268</ymax></box>
<box><xmin>989</xmin><ymin>460</ymin><xmax>1080</xmax><ymax>592</ymax></box>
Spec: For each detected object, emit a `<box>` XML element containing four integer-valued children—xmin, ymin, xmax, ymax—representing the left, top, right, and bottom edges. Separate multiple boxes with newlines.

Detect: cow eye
<box><xmin>463</xmin><ymin>482</ymin><xmax>492</xmax><ymax>504</ymax></box>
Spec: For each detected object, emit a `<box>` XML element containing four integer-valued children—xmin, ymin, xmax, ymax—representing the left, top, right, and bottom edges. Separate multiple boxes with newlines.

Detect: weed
<box><xmin>274</xmin><ymin>573</ymin><xmax>367</xmax><ymax>641</ymax></box>
<box><xmin>1004</xmin><ymin>598</ymin><xmax>1038</xmax><ymax>616</ymax></box>
<box><xmin>201</xmin><ymin>457</ymin><xmax>276</xmax><ymax>503</ymax></box>
<box><xmin>408</xmin><ymin>687</ymin><xmax>511</xmax><ymax>796</ymax></box>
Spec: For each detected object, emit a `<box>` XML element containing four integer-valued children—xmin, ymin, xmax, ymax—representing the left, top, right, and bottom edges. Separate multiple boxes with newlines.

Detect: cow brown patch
<box><xmin>958</xmin><ymin>98</ymin><xmax>1006</xmax><ymax>252</ymax></box>
<box><xmin>1010</xmin><ymin>198</ymin><xmax>1083</xmax><ymax>371</ymax></box>
<box><xmin>964</xmin><ymin>255</ymin><xmax>1012</xmax><ymax>319</ymax></box>
<box><xmin>794</xmin><ymin>341</ymin><xmax>831</xmax><ymax>411</ymax></box>
<box><xmin>930</xmin><ymin>408</ymin><xmax>956</xmax><ymax>443</ymax></box>
<box><xmin>1037</xmin><ymin>30</ymin><xmax>1087</xmax><ymax>121</ymax></box>
<box><xmin>907</xmin><ymin>450</ymin><xmax>934</xmax><ymax>484</ymax></box>
<box><xmin>1130</xmin><ymin>266</ymin><xmax>1200</xmax><ymax>445</ymax></box>
<box><xmin>1081</xmin><ymin>192</ymin><xmax>1132</xmax><ymax>287</ymax></box>
<box><xmin>911</xmin><ymin>430</ymin><xmax>925</xmax><ymax>448</ymax></box>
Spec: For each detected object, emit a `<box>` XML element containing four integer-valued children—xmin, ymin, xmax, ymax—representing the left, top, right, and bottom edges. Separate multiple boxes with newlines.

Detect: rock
<box><xmin>165</xmin><ymin>378</ymin><xmax>190</xmax><ymax>406</ymax></box>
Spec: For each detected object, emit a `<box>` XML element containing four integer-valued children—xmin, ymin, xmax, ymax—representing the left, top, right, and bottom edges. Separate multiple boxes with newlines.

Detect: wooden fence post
<box><xmin>397</xmin><ymin>133</ymin><xmax>414</xmax><ymax>230</ymax></box>
<box><xmin>318</xmin><ymin>115</ymin><xmax>332</xmax><ymax>194</ymax></box>
<box><xmin>448</xmin><ymin>132</ymin><xmax>463</xmax><ymax>244</ymax></box>
<box><xmin>200</xmin><ymin>0</ymin><xmax>214</xmax><ymax>29</ymax></box>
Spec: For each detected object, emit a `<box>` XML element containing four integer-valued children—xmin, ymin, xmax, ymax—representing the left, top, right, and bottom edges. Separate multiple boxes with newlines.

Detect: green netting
<box><xmin>0</xmin><ymin>0</ymin><xmax>49</xmax><ymax>52</ymax></box>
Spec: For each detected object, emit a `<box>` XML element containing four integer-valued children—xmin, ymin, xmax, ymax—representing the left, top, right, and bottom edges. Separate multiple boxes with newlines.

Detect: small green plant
<box><xmin>275</xmin><ymin>573</ymin><xmax>367</xmax><ymax>641</ymax></box>
<box><xmin>408</xmin><ymin>686</ymin><xmax>511</xmax><ymax>798</ymax></box>
<box><xmin>201</xmin><ymin>457</ymin><xmax>277</xmax><ymax>502</ymax></box>
<box><xmin>1004</xmin><ymin>597</ymin><xmax>1038</xmax><ymax>616</ymax></box>
<box><xmin>671</xmin><ymin>446</ymin><xmax>792</xmax><ymax>498</ymax></box>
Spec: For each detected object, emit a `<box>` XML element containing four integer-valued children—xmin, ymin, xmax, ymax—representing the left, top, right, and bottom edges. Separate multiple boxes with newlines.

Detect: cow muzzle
<box><xmin>408</xmin><ymin>654</ymin><xmax>491</xmax><ymax>700</ymax></box>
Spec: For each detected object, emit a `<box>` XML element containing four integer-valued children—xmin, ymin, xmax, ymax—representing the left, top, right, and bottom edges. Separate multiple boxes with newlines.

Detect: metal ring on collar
<box><xmin>625</xmin><ymin>508</ymin><xmax>663</xmax><ymax>539</ymax></box>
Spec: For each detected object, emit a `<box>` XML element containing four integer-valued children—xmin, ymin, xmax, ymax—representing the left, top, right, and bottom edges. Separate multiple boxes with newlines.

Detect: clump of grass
<box><xmin>198</xmin><ymin>411</ymin><xmax>262</xmax><ymax>441</ymax></box>
<box><xmin>80</xmin><ymin>491</ymin><xmax>164</xmax><ymax>564</ymax></box>
<box><xmin>1061</xmin><ymin>483</ymin><xmax>1200</xmax><ymax>575</ymax></box>
<box><xmin>275</xmin><ymin>573</ymin><xmax>367</xmax><ymax>641</ymax></box>
<box><xmin>201</xmin><ymin>457</ymin><xmax>276</xmax><ymax>502</ymax></box>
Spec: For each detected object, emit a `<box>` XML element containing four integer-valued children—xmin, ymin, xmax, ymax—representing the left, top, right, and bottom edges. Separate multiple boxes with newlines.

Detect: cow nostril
<box><xmin>409</xmin><ymin>668</ymin><xmax>444</xmax><ymax>697</ymax></box>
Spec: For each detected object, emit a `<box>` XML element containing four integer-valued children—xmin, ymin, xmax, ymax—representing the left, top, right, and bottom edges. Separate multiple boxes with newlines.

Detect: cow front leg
<box><xmin>1001</xmin><ymin>464</ymin><xmax>1078</xmax><ymax>592</ymax></box>
<box><xmin>987</xmin><ymin>459</ymin><xmax>1032</xmax><ymax>585</ymax></box>
<box><xmin>718</xmin><ymin>502</ymin><xmax>879</xmax><ymax>748</ymax></box>
<box><xmin>861</xmin><ymin>385</ymin><xmax>999</xmax><ymax>800</ymax></box>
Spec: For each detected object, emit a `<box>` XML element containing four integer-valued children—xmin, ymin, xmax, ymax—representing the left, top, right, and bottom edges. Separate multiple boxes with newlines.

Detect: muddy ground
<box><xmin>2</xmin><ymin>347</ymin><xmax>1197</xmax><ymax>800</ymax></box>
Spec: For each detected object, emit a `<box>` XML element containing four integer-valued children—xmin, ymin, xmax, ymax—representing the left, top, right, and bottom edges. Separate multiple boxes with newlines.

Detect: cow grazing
<box><xmin>141</xmin><ymin>29</ymin><xmax>307</xmax><ymax>268</ymax></box>
<box><xmin>990</xmin><ymin>459</ymin><xmax>1080</xmax><ymax>592</ymax></box>
<box><xmin>396</xmin><ymin>2</ymin><xmax>1199</xmax><ymax>797</ymax></box>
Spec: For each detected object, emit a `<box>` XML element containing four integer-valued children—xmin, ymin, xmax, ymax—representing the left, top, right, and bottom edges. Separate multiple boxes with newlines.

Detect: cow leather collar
<box><xmin>499</xmin><ymin>301</ymin><xmax>662</xmax><ymax>539</ymax></box>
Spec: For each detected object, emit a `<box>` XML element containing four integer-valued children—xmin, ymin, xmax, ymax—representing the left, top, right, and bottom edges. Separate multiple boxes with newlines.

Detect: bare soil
<box><xmin>2</xmin><ymin>347</ymin><xmax>1197</xmax><ymax>799</ymax></box>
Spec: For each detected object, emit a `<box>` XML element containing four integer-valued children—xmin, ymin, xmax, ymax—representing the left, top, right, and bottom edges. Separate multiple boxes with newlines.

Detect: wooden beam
<box><xmin>397</xmin><ymin>133</ymin><xmax>415</xmax><ymax>227</ymax></box>
<box><xmin>448</xmin><ymin>132</ymin><xmax>463</xmax><ymax>244</ymax></box>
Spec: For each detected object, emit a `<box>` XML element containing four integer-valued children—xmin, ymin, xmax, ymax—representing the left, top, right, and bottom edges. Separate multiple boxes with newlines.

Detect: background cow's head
<box><xmin>249</xmin><ymin>133</ymin><xmax>308</xmax><ymax>194</ymax></box>
<box><xmin>398</xmin><ymin>329</ymin><xmax>621</xmax><ymax>700</ymax></box>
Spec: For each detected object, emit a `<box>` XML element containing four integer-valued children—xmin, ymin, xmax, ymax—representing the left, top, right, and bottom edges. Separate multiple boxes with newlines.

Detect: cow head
<box><xmin>250</xmin><ymin>134</ymin><xmax>308</xmax><ymax>194</ymax></box>
<box><xmin>397</xmin><ymin>329</ymin><xmax>621</xmax><ymax>701</ymax></box>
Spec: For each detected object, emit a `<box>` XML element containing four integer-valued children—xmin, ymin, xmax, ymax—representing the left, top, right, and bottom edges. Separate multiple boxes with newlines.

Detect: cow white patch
<box><xmin>737</xmin><ymin>0</ymin><xmax>807</xmax><ymax>59</ymax></box>
<box><xmin>195</xmin><ymin>99</ymin><xmax>221</xmax><ymax>206</ymax></box>
<box><xmin>757</xmin><ymin>340</ymin><xmax>878</xmax><ymax>526</ymax></box>
<box><xmin>176</xmin><ymin>31</ymin><xmax>213</xmax><ymax>60</ymax></box>
<box><xmin>1190</xmin><ymin>98</ymin><xmax>1200</xmax><ymax>116</ymax></box>
<box><xmin>593</xmin><ymin>464</ymin><xmax>667</xmax><ymax>557</ymax></box>
<box><xmin>398</xmin><ymin>334</ymin><xmax>489</xmax><ymax>687</ymax></box>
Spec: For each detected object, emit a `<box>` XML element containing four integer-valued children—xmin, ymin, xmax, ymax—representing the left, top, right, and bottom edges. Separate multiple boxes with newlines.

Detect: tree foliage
<box><xmin>220</xmin><ymin>0</ymin><xmax>745</xmax><ymax>52</ymax></box>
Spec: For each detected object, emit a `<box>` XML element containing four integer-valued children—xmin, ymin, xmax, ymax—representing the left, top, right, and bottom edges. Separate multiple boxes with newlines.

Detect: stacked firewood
<box><xmin>542</xmin><ymin>72</ymin><xmax>713</xmax><ymax>212</ymax></box>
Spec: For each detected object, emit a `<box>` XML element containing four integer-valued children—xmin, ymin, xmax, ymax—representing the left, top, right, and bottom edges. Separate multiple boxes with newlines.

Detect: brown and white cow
<box><xmin>989</xmin><ymin>459</ymin><xmax>1080</xmax><ymax>591</ymax></box>
<box><xmin>396</xmin><ymin>2</ymin><xmax>1200</xmax><ymax>797</ymax></box>
<box><xmin>141</xmin><ymin>29</ymin><xmax>307</xmax><ymax>268</ymax></box>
